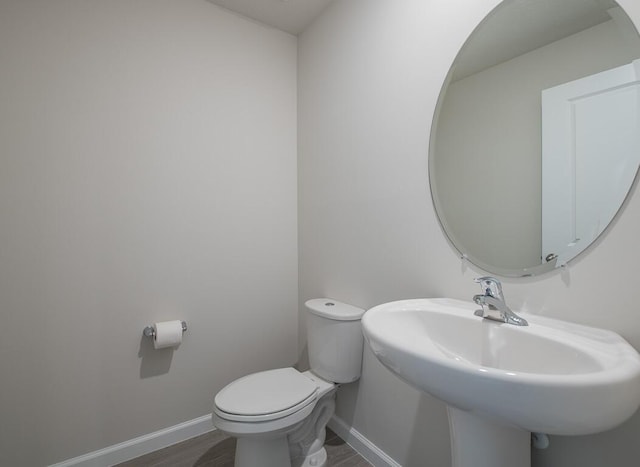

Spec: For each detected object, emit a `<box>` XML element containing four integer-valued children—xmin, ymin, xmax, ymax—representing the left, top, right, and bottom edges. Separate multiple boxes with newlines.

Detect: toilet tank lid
<box><xmin>305</xmin><ymin>298</ymin><xmax>365</xmax><ymax>321</ymax></box>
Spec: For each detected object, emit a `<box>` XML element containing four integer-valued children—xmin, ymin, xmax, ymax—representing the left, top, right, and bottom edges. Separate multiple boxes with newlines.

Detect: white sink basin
<box><xmin>362</xmin><ymin>298</ymin><xmax>640</xmax><ymax>466</ymax></box>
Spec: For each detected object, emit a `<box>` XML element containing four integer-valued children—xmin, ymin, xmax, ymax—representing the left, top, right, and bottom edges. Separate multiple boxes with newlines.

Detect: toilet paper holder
<box><xmin>143</xmin><ymin>321</ymin><xmax>188</xmax><ymax>339</ymax></box>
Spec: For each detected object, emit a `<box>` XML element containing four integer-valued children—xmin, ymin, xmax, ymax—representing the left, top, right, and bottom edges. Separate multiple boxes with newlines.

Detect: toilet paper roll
<box><xmin>153</xmin><ymin>320</ymin><xmax>183</xmax><ymax>349</ymax></box>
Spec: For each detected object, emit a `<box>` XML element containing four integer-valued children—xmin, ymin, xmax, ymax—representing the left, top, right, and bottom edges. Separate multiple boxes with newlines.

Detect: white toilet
<box><xmin>212</xmin><ymin>298</ymin><xmax>365</xmax><ymax>467</ymax></box>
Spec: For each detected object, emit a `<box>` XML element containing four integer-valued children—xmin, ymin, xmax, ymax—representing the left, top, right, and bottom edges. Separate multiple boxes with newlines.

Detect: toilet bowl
<box><xmin>212</xmin><ymin>299</ymin><xmax>365</xmax><ymax>467</ymax></box>
<box><xmin>213</xmin><ymin>368</ymin><xmax>336</xmax><ymax>467</ymax></box>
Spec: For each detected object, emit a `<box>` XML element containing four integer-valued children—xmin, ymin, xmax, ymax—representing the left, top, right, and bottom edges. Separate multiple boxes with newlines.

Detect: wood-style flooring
<box><xmin>114</xmin><ymin>428</ymin><xmax>373</xmax><ymax>467</ymax></box>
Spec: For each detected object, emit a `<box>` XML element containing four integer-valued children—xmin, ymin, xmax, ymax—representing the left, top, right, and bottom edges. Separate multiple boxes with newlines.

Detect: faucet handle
<box><xmin>474</xmin><ymin>276</ymin><xmax>503</xmax><ymax>299</ymax></box>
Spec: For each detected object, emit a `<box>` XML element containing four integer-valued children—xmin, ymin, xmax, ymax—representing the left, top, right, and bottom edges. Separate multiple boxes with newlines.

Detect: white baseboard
<box><xmin>49</xmin><ymin>412</ymin><xmax>397</xmax><ymax>467</ymax></box>
<box><xmin>49</xmin><ymin>414</ymin><xmax>215</xmax><ymax>467</ymax></box>
<box><xmin>328</xmin><ymin>415</ymin><xmax>401</xmax><ymax>467</ymax></box>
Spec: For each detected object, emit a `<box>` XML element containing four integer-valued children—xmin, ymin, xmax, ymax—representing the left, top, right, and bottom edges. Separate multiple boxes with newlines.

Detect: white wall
<box><xmin>299</xmin><ymin>0</ymin><xmax>640</xmax><ymax>466</ymax></box>
<box><xmin>0</xmin><ymin>1</ymin><xmax>298</xmax><ymax>465</ymax></box>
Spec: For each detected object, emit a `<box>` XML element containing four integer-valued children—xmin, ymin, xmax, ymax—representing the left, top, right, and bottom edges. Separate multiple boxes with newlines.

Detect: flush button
<box><xmin>325</xmin><ymin>302</ymin><xmax>335</xmax><ymax>306</ymax></box>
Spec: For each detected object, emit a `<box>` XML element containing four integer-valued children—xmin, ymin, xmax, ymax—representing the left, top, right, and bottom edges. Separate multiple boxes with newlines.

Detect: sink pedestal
<box><xmin>448</xmin><ymin>407</ymin><xmax>530</xmax><ymax>467</ymax></box>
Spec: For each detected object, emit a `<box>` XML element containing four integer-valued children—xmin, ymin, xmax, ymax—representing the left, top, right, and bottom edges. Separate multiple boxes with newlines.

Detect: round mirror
<box><xmin>430</xmin><ymin>0</ymin><xmax>640</xmax><ymax>277</ymax></box>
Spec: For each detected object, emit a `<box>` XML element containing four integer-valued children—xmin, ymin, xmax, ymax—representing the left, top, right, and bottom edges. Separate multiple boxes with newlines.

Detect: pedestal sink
<box><xmin>362</xmin><ymin>298</ymin><xmax>640</xmax><ymax>467</ymax></box>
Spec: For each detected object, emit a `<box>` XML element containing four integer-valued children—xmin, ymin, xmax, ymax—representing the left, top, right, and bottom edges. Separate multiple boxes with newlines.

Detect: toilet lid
<box><xmin>215</xmin><ymin>368</ymin><xmax>317</xmax><ymax>417</ymax></box>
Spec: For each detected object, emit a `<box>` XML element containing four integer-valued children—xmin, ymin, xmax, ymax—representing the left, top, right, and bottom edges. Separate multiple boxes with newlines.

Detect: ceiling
<box><xmin>205</xmin><ymin>0</ymin><xmax>633</xmax><ymax>75</ymax></box>
<box><xmin>452</xmin><ymin>0</ymin><xmax>621</xmax><ymax>80</ymax></box>
<box><xmin>207</xmin><ymin>0</ymin><xmax>335</xmax><ymax>35</ymax></box>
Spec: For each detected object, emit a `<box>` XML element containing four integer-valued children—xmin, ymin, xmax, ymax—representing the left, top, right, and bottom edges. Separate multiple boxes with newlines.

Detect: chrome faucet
<box><xmin>472</xmin><ymin>276</ymin><xmax>528</xmax><ymax>326</ymax></box>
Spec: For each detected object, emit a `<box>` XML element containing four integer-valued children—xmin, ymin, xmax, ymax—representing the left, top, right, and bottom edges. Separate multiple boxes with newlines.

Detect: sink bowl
<box><xmin>362</xmin><ymin>298</ymin><xmax>640</xmax><ymax>466</ymax></box>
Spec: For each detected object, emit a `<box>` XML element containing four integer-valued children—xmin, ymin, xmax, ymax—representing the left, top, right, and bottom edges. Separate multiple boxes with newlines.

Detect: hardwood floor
<box><xmin>114</xmin><ymin>428</ymin><xmax>373</xmax><ymax>467</ymax></box>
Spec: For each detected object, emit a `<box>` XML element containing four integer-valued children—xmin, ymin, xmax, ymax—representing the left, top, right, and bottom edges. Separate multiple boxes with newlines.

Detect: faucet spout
<box><xmin>473</xmin><ymin>277</ymin><xmax>528</xmax><ymax>326</ymax></box>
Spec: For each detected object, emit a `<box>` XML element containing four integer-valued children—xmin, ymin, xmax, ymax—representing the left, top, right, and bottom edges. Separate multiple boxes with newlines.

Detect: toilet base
<box><xmin>230</xmin><ymin>390</ymin><xmax>336</xmax><ymax>467</ymax></box>
<box><xmin>297</xmin><ymin>446</ymin><xmax>327</xmax><ymax>467</ymax></box>
<box><xmin>235</xmin><ymin>436</ymin><xmax>292</xmax><ymax>467</ymax></box>
<box><xmin>233</xmin><ymin>432</ymin><xmax>330</xmax><ymax>467</ymax></box>
<box><xmin>289</xmin><ymin>386</ymin><xmax>335</xmax><ymax>467</ymax></box>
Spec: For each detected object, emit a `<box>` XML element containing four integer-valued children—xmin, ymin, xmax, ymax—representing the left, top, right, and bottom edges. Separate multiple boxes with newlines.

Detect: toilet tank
<box><xmin>305</xmin><ymin>298</ymin><xmax>365</xmax><ymax>384</ymax></box>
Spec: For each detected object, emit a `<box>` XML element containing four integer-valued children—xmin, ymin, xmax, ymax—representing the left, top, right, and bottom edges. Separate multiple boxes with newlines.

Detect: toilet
<box><xmin>212</xmin><ymin>298</ymin><xmax>365</xmax><ymax>467</ymax></box>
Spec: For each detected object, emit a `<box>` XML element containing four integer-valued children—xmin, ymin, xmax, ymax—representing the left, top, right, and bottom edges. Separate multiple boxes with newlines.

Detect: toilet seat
<box><xmin>214</xmin><ymin>368</ymin><xmax>318</xmax><ymax>423</ymax></box>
